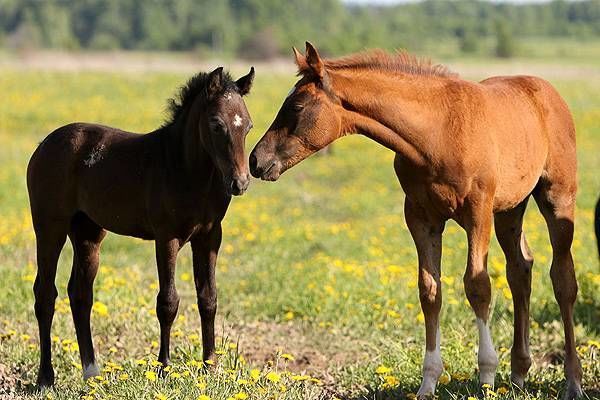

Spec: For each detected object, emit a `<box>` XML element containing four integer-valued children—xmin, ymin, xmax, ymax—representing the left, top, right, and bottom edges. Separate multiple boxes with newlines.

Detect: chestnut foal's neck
<box><xmin>331</xmin><ymin>70</ymin><xmax>448</xmax><ymax>167</ymax></box>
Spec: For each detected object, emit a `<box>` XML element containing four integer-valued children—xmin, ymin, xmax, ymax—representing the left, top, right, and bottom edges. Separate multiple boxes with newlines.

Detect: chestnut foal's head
<box><xmin>200</xmin><ymin>67</ymin><xmax>255</xmax><ymax>195</ymax></box>
<box><xmin>250</xmin><ymin>42</ymin><xmax>343</xmax><ymax>181</ymax></box>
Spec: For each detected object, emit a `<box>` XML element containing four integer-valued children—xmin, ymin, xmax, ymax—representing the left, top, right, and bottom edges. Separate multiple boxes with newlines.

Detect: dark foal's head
<box><xmin>250</xmin><ymin>42</ymin><xmax>342</xmax><ymax>181</ymax></box>
<box><xmin>174</xmin><ymin>67</ymin><xmax>255</xmax><ymax>195</ymax></box>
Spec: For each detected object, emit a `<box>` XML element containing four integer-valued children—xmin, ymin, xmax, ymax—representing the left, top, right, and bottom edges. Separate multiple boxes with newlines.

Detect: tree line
<box><xmin>1</xmin><ymin>0</ymin><xmax>599</xmax><ymax>58</ymax></box>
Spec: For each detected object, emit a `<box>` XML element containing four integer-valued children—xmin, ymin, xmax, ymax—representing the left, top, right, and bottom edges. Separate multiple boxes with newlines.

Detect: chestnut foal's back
<box><xmin>250</xmin><ymin>43</ymin><xmax>582</xmax><ymax>399</ymax></box>
<box><xmin>27</xmin><ymin>67</ymin><xmax>254</xmax><ymax>387</ymax></box>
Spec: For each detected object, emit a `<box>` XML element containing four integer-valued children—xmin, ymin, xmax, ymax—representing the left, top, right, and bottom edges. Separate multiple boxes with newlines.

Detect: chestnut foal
<box><xmin>250</xmin><ymin>43</ymin><xmax>582</xmax><ymax>399</ymax></box>
<box><xmin>27</xmin><ymin>67</ymin><xmax>254</xmax><ymax>387</ymax></box>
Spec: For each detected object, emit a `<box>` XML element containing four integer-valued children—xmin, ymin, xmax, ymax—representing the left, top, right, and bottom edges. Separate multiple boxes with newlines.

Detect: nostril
<box><xmin>249</xmin><ymin>153</ymin><xmax>258</xmax><ymax>171</ymax></box>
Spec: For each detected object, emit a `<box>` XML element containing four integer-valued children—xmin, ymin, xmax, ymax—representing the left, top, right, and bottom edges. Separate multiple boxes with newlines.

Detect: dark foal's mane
<box><xmin>321</xmin><ymin>49</ymin><xmax>457</xmax><ymax>78</ymax></box>
<box><xmin>163</xmin><ymin>71</ymin><xmax>238</xmax><ymax>126</ymax></box>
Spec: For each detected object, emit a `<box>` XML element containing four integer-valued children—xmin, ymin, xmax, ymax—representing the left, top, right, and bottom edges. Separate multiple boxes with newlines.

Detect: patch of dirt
<box><xmin>222</xmin><ymin>319</ymin><xmax>371</xmax><ymax>393</ymax></box>
<box><xmin>0</xmin><ymin>363</ymin><xmax>22</xmax><ymax>399</ymax></box>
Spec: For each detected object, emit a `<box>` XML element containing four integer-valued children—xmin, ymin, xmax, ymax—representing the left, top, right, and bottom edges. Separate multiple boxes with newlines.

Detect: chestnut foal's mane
<box><xmin>322</xmin><ymin>49</ymin><xmax>457</xmax><ymax>78</ymax></box>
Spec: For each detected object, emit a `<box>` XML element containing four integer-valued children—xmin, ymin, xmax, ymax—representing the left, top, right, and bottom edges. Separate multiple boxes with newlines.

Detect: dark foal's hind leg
<box><xmin>33</xmin><ymin>219</ymin><xmax>69</xmax><ymax>388</ymax></box>
<box><xmin>191</xmin><ymin>224</ymin><xmax>222</xmax><ymax>363</ymax></box>
<box><xmin>534</xmin><ymin>181</ymin><xmax>582</xmax><ymax>400</ymax></box>
<box><xmin>494</xmin><ymin>198</ymin><xmax>534</xmax><ymax>388</ymax></box>
<box><xmin>68</xmin><ymin>212</ymin><xmax>106</xmax><ymax>381</ymax></box>
<box><xmin>155</xmin><ymin>238</ymin><xmax>181</xmax><ymax>368</ymax></box>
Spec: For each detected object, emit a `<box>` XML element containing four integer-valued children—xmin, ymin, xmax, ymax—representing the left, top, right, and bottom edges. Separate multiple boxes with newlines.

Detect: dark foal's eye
<box><xmin>209</xmin><ymin>118</ymin><xmax>227</xmax><ymax>134</ymax></box>
<box><xmin>292</xmin><ymin>103</ymin><xmax>304</xmax><ymax>111</ymax></box>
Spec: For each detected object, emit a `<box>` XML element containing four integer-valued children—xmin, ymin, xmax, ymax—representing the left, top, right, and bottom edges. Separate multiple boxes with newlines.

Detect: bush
<box><xmin>495</xmin><ymin>20</ymin><xmax>515</xmax><ymax>58</ymax></box>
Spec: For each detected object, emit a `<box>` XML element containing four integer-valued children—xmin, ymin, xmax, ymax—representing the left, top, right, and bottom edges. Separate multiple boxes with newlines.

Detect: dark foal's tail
<box><xmin>595</xmin><ymin>196</ymin><xmax>600</xmax><ymax>260</ymax></box>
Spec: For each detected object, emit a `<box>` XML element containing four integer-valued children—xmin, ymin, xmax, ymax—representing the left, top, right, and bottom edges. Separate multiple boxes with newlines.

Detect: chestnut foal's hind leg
<box><xmin>68</xmin><ymin>213</ymin><xmax>106</xmax><ymax>380</ymax></box>
<box><xmin>405</xmin><ymin>200</ymin><xmax>445</xmax><ymax>397</ymax></box>
<box><xmin>461</xmin><ymin>199</ymin><xmax>498</xmax><ymax>388</ymax></box>
<box><xmin>33</xmin><ymin>219</ymin><xmax>69</xmax><ymax>388</ymax></box>
<box><xmin>494</xmin><ymin>199</ymin><xmax>534</xmax><ymax>388</ymax></box>
<box><xmin>191</xmin><ymin>225</ymin><xmax>222</xmax><ymax>363</ymax></box>
<box><xmin>534</xmin><ymin>183</ymin><xmax>582</xmax><ymax>399</ymax></box>
<box><xmin>155</xmin><ymin>239</ymin><xmax>181</xmax><ymax>367</ymax></box>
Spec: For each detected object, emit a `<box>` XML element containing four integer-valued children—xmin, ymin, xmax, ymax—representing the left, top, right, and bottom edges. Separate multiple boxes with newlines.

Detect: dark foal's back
<box><xmin>29</xmin><ymin>122</ymin><xmax>228</xmax><ymax>240</ymax></box>
<box><xmin>27</xmin><ymin>67</ymin><xmax>255</xmax><ymax>388</ymax></box>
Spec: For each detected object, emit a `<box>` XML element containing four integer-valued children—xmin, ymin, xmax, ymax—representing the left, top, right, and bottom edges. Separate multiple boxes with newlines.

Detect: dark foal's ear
<box><xmin>207</xmin><ymin>67</ymin><xmax>224</xmax><ymax>97</ymax></box>
<box><xmin>236</xmin><ymin>67</ymin><xmax>255</xmax><ymax>96</ymax></box>
<box><xmin>305</xmin><ymin>41</ymin><xmax>325</xmax><ymax>80</ymax></box>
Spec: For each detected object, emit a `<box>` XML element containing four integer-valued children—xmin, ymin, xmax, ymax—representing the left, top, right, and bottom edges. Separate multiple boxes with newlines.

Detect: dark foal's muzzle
<box><xmin>228</xmin><ymin>173</ymin><xmax>250</xmax><ymax>196</ymax></box>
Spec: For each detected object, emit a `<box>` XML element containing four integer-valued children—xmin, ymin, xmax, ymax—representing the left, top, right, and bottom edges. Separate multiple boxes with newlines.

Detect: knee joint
<box><xmin>198</xmin><ymin>295</ymin><xmax>217</xmax><ymax>316</ymax></box>
<box><xmin>156</xmin><ymin>290</ymin><xmax>180</xmax><ymax>322</ymax></box>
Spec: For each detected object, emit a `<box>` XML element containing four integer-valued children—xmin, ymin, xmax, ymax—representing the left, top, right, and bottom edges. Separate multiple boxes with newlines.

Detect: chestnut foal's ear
<box><xmin>293</xmin><ymin>46</ymin><xmax>308</xmax><ymax>72</ymax></box>
<box><xmin>305</xmin><ymin>41</ymin><xmax>324</xmax><ymax>79</ymax></box>
<box><xmin>207</xmin><ymin>67</ymin><xmax>224</xmax><ymax>97</ymax></box>
<box><xmin>235</xmin><ymin>66</ymin><xmax>255</xmax><ymax>96</ymax></box>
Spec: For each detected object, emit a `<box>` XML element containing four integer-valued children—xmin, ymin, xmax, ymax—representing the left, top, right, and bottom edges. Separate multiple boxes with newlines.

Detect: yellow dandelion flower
<box><xmin>383</xmin><ymin>375</ymin><xmax>399</xmax><ymax>388</ymax></box>
<box><xmin>136</xmin><ymin>359</ymin><xmax>147</xmax><ymax>365</ymax></box>
<box><xmin>266</xmin><ymin>371</ymin><xmax>281</xmax><ymax>383</ymax></box>
<box><xmin>283</xmin><ymin>311</ymin><xmax>294</xmax><ymax>321</ymax></box>
<box><xmin>198</xmin><ymin>396</ymin><xmax>211</xmax><ymax>400</ymax></box>
<box><xmin>145</xmin><ymin>370</ymin><xmax>157</xmax><ymax>382</ymax></box>
<box><xmin>438</xmin><ymin>372</ymin><xmax>451</xmax><ymax>385</ymax></box>
<box><xmin>234</xmin><ymin>392</ymin><xmax>248</xmax><ymax>400</ymax></box>
<box><xmin>118</xmin><ymin>373</ymin><xmax>129</xmax><ymax>381</ymax></box>
<box><xmin>375</xmin><ymin>365</ymin><xmax>392</xmax><ymax>375</ymax></box>
<box><xmin>250</xmin><ymin>369</ymin><xmax>260</xmax><ymax>381</ymax></box>
<box><xmin>280</xmin><ymin>353</ymin><xmax>295</xmax><ymax>361</ymax></box>
<box><xmin>92</xmin><ymin>301</ymin><xmax>109</xmax><ymax>317</ymax></box>
<box><xmin>497</xmin><ymin>386</ymin><xmax>509</xmax><ymax>395</ymax></box>
<box><xmin>155</xmin><ymin>393</ymin><xmax>168</xmax><ymax>400</ymax></box>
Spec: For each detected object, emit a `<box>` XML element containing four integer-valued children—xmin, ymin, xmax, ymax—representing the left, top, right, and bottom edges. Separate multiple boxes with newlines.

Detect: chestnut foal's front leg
<box><xmin>191</xmin><ymin>224</ymin><xmax>222</xmax><ymax>363</ymax></box>
<box><xmin>461</xmin><ymin>199</ymin><xmax>499</xmax><ymax>388</ymax></box>
<box><xmin>405</xmin><ymin>199</ymin><xmax>446</xmax><ymax>398</ymax></box>
<box><xmin>155</xmin><ymin>238</ymin><xmax>181</xmax><ymax>367</ymax></box>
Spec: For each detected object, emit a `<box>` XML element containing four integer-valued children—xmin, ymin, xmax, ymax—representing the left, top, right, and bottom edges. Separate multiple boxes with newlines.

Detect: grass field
<box><xmin>0</xmin><ymin>61</ymin><xmax>599</xmax><ymax>400</ymax></box>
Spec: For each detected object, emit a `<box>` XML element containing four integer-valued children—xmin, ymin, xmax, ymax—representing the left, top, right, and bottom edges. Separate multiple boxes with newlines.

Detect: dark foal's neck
<box><xmin>157</xmin><ymin>102</ymin><xmax>216</xmax><ymax>184</ymax></box>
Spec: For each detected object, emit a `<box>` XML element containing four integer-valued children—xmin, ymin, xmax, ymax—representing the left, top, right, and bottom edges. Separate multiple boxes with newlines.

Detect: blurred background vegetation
<box><xmin>1</xmin><ymin>0</ymin><xmax>599</xmax><ymax>60</ymax></box>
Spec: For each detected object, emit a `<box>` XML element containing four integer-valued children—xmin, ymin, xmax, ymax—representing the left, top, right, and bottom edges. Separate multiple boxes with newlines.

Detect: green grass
<box><xmin>0</xmin><ymin>64</ymin><xmax>599</xmax><ymax>400</ymax></box>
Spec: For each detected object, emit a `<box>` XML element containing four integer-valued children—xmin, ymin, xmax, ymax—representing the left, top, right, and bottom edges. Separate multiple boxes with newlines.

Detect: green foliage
<box><xmin>495</xmin><ymin>19</ymin><xmax>515</xmax><ymax>58</ymax></box>
<box><xmin>0</xmin><ymin>0</ymin><xmax>600</xmax><ymax>56</ymax></box>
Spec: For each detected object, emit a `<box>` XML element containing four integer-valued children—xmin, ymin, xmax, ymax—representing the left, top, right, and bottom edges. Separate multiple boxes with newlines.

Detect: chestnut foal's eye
<box><xmin>293</xmin><ymin>103</ymin><xmax>304</xmax><ymax>111</ymax></box>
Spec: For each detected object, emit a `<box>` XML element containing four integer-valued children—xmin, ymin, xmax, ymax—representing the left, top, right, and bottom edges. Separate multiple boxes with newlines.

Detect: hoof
<box><xmin>37</xmin><ymin>371</ymin><xmax>54</xmax><ymax>390</ymax></box>
<box><xmin>562</xmin><ymin>381</ymin><xmax>583</xmax><ymax>400</ymax></box>
<box><xmin>510</xmin><ymin>373</ymin><xmax>525</xmax><ymax>389</ymax></box>
<box><xmin>83</xmin><ymin>363</ymin><xmax>100</xmax><ymax>381</ymax></box>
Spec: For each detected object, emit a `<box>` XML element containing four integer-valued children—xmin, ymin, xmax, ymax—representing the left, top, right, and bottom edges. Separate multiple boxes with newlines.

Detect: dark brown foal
<box><xmin>27</xmin><ymin>67</ymin><xmax>255</xmax><ymax>387</ymax></box>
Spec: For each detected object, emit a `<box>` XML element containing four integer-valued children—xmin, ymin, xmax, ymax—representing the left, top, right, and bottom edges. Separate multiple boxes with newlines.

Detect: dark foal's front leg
<box><xmin>191</xmin><ymin>224</ymin><xmax>222</xmax><ymax>363</ymax></box>
<box><xmin>155</xmin><ymin>238</ymin><xmax>181</xmax><ymax>367</ymax></box>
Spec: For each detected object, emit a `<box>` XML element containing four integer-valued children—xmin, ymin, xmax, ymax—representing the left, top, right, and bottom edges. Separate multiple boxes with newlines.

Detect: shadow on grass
<box><xmin>532</xmin><ymin>292</ymin><xmax>600</xmax><ymax>337</ymax></box>
<box><xmin>341</xmin><ymin>378</ymin><xmax>600</xmax><ymax>400</ymax></box>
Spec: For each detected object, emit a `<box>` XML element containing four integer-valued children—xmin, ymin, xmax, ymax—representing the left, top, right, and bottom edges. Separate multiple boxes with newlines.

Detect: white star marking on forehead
<box><xmin>233</xmin><ymin>114</ymin><xmax>243</xmax><ymax>127</ymax></box>
<box><xmin>224</xmin><ymin>92</ymin><xmax>232</xmax><ymax>100</ymax></box>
